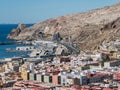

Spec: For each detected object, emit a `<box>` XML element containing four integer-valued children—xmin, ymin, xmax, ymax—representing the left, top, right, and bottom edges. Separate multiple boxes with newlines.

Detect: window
<box><xmin>36</xmin><ymin>53</ymin><xmax>39</xmax><ymax>56</ymax></box>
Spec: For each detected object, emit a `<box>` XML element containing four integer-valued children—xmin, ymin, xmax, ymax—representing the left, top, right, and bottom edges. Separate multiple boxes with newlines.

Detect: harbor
<box><xmin>1</xmin><ymin>1</ymin><xmax>120</xmax><ymax>90</ymax></box>
<box><xmin>0</xmin><ymin>39</ymin><xmax>120</xmax><ymax>90</ymax></box>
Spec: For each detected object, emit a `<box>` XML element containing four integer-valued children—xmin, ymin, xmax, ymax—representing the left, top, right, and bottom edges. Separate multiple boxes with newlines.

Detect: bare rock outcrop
<box><xmin>8</xmin><ymin>24</ymin><xmax>27</xmax><ymax>39</ymax></box>
<box><xmin>8</xmin><ymin>3</ymin><xmax>120</xmax><ymax>51</ymax></box>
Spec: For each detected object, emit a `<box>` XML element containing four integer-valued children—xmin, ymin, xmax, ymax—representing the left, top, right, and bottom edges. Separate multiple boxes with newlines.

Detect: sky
<box><xmin>0</xmin><ymin>0</ymin><xmax>120</xmax><ymax>24</ymax></box>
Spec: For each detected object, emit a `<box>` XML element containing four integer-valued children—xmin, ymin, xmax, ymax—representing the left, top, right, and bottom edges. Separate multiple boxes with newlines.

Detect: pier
<box><xmin>0</xmin><ymin>41</ymin><xmax>17</xmax><ymax>45</ymax></box>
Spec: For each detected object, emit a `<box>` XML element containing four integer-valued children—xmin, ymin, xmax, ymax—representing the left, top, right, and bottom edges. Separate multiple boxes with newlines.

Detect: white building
<box><xmin>33</xmin><ymin>40</ymin><xmax>57</xmax><ymax>47</ymax></box>
<box><xmin>16</xmin><ymin>46</ymin><xmax>34</xmax><ymax>51</ymax></box>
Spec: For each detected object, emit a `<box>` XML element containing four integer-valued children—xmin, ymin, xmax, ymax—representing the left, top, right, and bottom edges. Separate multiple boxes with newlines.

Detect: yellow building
<box><xmin>21</xmin><ymin>71</ymin><xmax>29</xmax><ymax>80</ymax></box>
<box><xmin>19</xmin><ymin>63</ymin><xmax>29</xmax><ymax>72</ymax></box>
<box><xmin>113</xmin><ymin>52</ymin><xmax>118</xmax><ymax>59</ymax></box>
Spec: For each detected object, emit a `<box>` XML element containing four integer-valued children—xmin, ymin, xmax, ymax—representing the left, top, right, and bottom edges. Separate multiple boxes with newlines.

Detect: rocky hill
<box><xmin>8</xmin><ymin>3</ymin><xmax>120</xmax><ymax>51</ymax></box>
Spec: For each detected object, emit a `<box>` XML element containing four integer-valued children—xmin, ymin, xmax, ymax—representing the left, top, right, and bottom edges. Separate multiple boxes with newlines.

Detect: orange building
<box><xmin>52</xmin><ymin>75</ymin><xmax>61</xmax><ymax>85</ymax></box>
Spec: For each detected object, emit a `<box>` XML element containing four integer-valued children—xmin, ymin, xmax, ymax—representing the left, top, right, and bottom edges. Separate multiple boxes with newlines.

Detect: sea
<box><xmin>0</xmin><ymin>24</ymin><xmax>33</xmax><ymax>59</ymax></box>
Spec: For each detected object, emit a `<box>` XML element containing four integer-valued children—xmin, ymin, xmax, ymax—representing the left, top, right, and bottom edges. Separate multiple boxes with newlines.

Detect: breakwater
<box><xmin>0</xmin><ymin>41</ymin><xmax>17</xmax><ymax>45</ymax></box>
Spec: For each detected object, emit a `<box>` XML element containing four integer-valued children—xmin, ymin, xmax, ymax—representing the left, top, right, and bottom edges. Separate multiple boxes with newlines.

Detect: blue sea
<box><xmin>0</xmin><ymin>24</ymin><xmax>33</xmax><ymax>59</ymax></box>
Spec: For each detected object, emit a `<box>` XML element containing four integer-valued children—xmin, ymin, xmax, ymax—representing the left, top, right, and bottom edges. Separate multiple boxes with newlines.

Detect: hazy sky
<box><xmin>0</xmin><ymin>0</ymin><xmax>120</xmax><ymax>24</ymax></box>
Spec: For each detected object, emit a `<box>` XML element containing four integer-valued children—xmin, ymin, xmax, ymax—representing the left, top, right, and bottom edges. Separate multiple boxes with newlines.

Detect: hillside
<box><xmin>8</xmin><ymin>3</ymin><xmax>120</xmax><ymax>51</ymax></box>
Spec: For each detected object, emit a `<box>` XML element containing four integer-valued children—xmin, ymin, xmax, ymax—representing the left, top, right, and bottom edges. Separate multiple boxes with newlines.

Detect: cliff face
<box><xmin>8</xmin><ymin>3</ymin><xmax>120</xmax><ymax>51</ymax></box>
